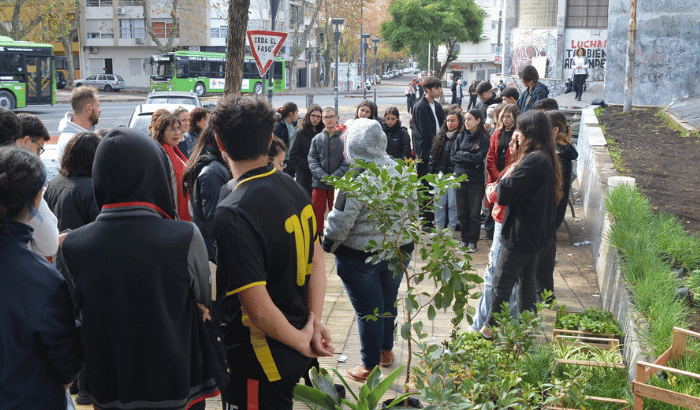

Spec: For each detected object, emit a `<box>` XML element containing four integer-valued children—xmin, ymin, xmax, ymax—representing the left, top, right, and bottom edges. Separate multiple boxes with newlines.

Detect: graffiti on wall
<box><xmin>564</xmin><ymin>30</ymin><xmax>607</xmax><ymax>81</ymax></box>
<box><xmin>510</xmin><ymin>28</ymin><xmax>557</xmax><ymax>78</ymax></box>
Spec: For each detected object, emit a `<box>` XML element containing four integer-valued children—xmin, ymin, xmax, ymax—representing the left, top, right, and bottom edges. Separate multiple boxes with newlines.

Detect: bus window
<box><xmin>0</xmin><ymin>53</ymin><xmax>22</xmax><ymax>73</ymax></box>
<box><xmin>273</xmin><ymin>61</ymin><xmax>283</xmax><ymax>80</ymax></box>
<box><xmin>177</xmin><ymin>60</ymin><xmax>188</xmax><ymax>78</ymax></box>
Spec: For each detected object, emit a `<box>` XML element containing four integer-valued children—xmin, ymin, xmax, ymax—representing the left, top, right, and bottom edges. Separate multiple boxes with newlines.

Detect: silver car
<box><xmin>146</xmin><ymin>91</ymin><xmax>201</xmax><ymax>107</ymax></box>
<box><xmin>73</xmin><ymin>74</ymin><xmax>126</xmax><ymax>92</ymax></box>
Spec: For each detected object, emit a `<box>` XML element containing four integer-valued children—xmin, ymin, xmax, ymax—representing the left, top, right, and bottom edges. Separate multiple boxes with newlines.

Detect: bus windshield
<box><xmin>151</xmin><ymin>56</ymin><xmax>174</xmax><ymax>81</ymax></box>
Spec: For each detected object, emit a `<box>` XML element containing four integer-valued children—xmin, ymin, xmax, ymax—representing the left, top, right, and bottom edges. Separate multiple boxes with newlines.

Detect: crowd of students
<box><xmin>1</xmin><ymin>63</ymin><xmax>577</xmax><ymax>408</ymax></box>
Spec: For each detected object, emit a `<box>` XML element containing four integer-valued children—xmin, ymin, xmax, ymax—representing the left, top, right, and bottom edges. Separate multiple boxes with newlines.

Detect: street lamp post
<box><xmin>372</xmin><ymin>38</ymin><xmax>379</xmax><ymax>105</ymax></box>
<box><xmin>361</xmin><ymin>33</ymin><xmax>370</xmax><ymax>100</ymax></box>
<box><xmin>331</xmin><ymin>18</ymin><xmax>344</xmax><ymax>116</ymax></box>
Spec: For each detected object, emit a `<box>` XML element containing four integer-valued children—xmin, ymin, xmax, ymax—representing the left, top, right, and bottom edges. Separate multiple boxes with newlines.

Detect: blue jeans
<box><xmin>336</xmin><ymin>254</ymin><xmax>410</xmax><ymax>368</ymax></box>
<box><xmin>434</xmin><ymin>187</ymin><xmax>458</xmax><ymax>229</ymax></box>
<box><xmin>471</xmin><ymin>222</ymin><xmax>518</xmax><ymax>331</ymax></box>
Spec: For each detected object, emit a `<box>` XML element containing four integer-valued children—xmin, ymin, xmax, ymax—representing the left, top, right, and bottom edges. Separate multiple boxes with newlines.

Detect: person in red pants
<box><xmin>308</xmin><ymin>107</ymin><xmax>349</xmax><ymax>236</ymax></box>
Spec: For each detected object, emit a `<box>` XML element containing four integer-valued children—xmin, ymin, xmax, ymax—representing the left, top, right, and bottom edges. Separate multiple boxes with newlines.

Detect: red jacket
<box><xmin>486</xmin><ymin>128</ymin><xmax>513</xmax><ymax>184</ymax></box>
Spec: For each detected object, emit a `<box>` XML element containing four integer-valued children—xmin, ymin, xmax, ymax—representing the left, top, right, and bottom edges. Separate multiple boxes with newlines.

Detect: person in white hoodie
<box><xmin>57</xmin><ymin>86</ymin><xmax>101</xmax><ymax>162</ymax></box>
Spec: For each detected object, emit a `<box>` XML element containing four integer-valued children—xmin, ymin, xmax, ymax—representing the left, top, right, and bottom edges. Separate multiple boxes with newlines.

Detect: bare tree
<box><xmin>224</xmin><ymin>0</ymin><xmax>250</xmax><ymax>96</ymax></box>
<box><xmin>141</xmin><ymin>0</ymin><xmax>180</xmax><ymax>53</ymax></box>
<box><xmin>287</xmin><ymin>1</ymin><xmax>321</xmax><ymax>89</ymax></box>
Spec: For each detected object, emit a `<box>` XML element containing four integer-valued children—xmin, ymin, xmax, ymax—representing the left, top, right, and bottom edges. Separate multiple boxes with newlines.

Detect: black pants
<box><xmin>222</xmin><ymin>370</ymin><xmax>304</xmax><ymax>410</ymax></box>
<box><xmin>407</xmin><ymin>97</ymin><xmax>415</xmax><ymax>114</ymax></box>
<box><xmin>417</xmin><ymin>162</ymin><xmax>434</xmax><ymax>224</ymax></box>
<box><xmin>486</xmin><ymin>246</ymin><xmax>541</xmax><ymax>327</ymax></box>
<box><xmin>573</xmin><ymin>74</ymin><xmax>586</xmax><ymax>99</ymax></box>
<box><xmin>468</xmin><ymin>95</ymin><xmax>478</xmax><ymax>110</ymax></box>
<box><xmin>455</xmin><ymin>182</ymin><xmax>484</xmax><ymax>243</ymax></box>
<box><xmin>535</xmin><ymin>234</ymin><xmax>557</xmax><ymax>302</ymax></box>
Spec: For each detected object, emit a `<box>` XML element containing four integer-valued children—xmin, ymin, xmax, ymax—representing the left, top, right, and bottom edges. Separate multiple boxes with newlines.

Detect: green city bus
<box><xmin>0</xmin><ymin>36</ymin><xmax>56</xmax><ymax>110</ymax></box>
<box><xmin>150</xmin><ymin>51</ymin><xmax>285</xmax><ymax>96</ymax></box>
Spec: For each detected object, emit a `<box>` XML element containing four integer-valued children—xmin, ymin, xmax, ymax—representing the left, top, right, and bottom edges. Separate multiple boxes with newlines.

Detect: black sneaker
<box><xmin>466</xmin><ymin>242</ymin><xmax>477</xmax><ymax>253</ymax></box>
<box><xmin>75</xmin><ymin>391</ymin><xmax>93</xmax><ymax>405</ymax></box>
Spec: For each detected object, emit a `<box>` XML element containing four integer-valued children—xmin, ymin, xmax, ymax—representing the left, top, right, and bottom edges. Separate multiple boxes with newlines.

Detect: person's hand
<box><xmin>197</xmin><ymin>303</ymin><xmax>211</xmax><ymax>322</ymax></box>
<box><xmin>311</xmin><ymin>321</ymin><xmax>335</xmax><ymax>357</ymax></box>
<box><xmin>295</xmin><ymin>312</ymin><xmax>318</xmax><ymax>358</ymax></box>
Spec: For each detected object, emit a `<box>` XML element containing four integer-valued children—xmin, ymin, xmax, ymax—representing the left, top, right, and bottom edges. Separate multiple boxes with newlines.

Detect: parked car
<box><xmin>73</xmin><ymin>73</ymin><xmax>126</xmax><ymax>92</ymax></box>
<box><xmin>394</xmin><ymin>70</ymin><xmax>403</xmax><ymax>77</ymax></box>
<box><xmin>402</xmin><ymin>67</ymin><xmax>412</xmax><ymax>74</ymax></box>
<box><xmin>145</xmin><ymin>91</ymin><xmax>201</xmax><ymax>107</ymax></box>
<box><xmin>55</xmin><ymin>71</ymin><xmax>67</xmax><ymax>89</ymax></box>
<box><xmin>373</xmin><ymin>74</ymin><xmax>381</xmax><ymax>84</ymax></box>
<box><xmin>412</xmin><ymin>67</ymin><xmax>421</xmax><ymax>74</ymax></box>
<box><xmin>128</xmin><ymin>103</ymin><xmax>198</xmax><ymax>134</ymax></box>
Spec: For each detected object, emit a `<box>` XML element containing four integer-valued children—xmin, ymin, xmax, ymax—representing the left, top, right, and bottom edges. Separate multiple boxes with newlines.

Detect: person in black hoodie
<box><xmin>480</xmin><ymin>110</ymin><xmax>563</xmax><ymax>338</ymax></box>
<box><xmin>60</xmin><ymin>128</ymin><xmax>218</xmax><ymax>410</ymax></box>
<box><xmin>450</xmin><ymin>109</ymin><xmax>489</xmax><ymax>252</ymax></box>
<box><xmin>289</xmin><ymin>103</ymin><xmax>324</xmax><ymax>195</ymax></box>
<box><xmin>182</xmin><ymin>126</ymin><xmax>232</xmax><ymax>261</ymax></box>
<box><xmin>381</xmin><ymin>106</ymin><xmax>411</xmax><ymax>160</ymax></box>
<box><xmin>0</xmin><ymin>147</ymin><xmax>83</xmax><ymax>409</ymax></box>
<box><xmin>534</xmin><ymin>110</ymin><xmax>579</xmax><ymax>301</ymax></box>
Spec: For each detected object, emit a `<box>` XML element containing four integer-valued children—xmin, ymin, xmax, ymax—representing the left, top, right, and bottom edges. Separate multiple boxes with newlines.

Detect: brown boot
<box><xmin>346</xmin><ymin>365</ymin><xmax>374</xmax><ymax>382</ymax></box>
<box><xmin>380</xmin><ymin>350</ymin><xmax>394</xmax><ymax>367</ymax></box>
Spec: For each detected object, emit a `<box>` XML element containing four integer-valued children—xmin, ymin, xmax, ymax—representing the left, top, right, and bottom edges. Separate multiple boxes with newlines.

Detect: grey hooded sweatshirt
<box><xmin>322</xmin><ymin>118</ymin><xmax>414</xmax><ymax>259</ymax></box>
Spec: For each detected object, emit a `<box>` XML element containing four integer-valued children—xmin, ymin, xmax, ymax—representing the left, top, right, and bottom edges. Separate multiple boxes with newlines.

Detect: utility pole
<box><xmin>623</xmin><ymin>0</ymin><xmax>637</xmax><ymax>113</ymax></box>
<box><xmin>267</xmin><ymin>0</ymin><xmax>280</xmax><ymax>102</ymax></box>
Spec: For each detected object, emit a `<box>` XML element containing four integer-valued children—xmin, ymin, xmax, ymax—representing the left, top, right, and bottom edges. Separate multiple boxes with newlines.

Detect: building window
<box><xmin>87</xmin><ymin>20</ymin><xmax>115</xmax><ymax>38</ymax></box>
<box><xmin>566</xmin><ymin>0</ymin><xmax>608</xmax><ymax>28</ymax></box>
<box><xmin>119</xmin><ymin>19</ymin><xmax>146</xmax><ymax>38</ymax></box>
<box><xmin>86</xmin><ymin>0</ymin><xmax>113</xmax><ymax>6</ymax></box>
<box><xmin>119</xmin><ymin>0</ymin><xmax>139</xmax><ymax>5</ymax></box>
<box><xmin>152</xmin><ymin>20</ymin><xmax>179</xmax><ymax>38</ymax></box>
<box><xmin>491</xmin><ymin>21</ymin><xmax>498</xmax><ymax>30</ymax></box>
<box><xmin>211</xmin><ymin>26</ymin><xmax>228</xmax><ymax>38</ymax></box>
<box><xmin>290</xmin><ymin>5</ymin><xmax>303</xmax><ymax>27</ymax></box>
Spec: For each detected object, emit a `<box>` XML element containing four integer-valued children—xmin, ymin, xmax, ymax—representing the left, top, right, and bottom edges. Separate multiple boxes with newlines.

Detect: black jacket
<box><xmin>497</xmin><ymin>150</ymin><xmax>556</xmax><ymax>253</ymax></box>
<box><xmin>273</xmin><ymin>119</ymin><xmax>291</xmax><ymax>147</ymax></box>
<box><xmin>450</xmin><ymin>130</ymin><xmax>489</xmax><ymax>184</ymax></box>
<box><xmin>0</xmin><ymin>222</ymin><xmax>83</xmax><ymax>409</ymax></box>
<box><xmin>60</xmin><ymin>128</ymin><xmax>219</xmax><ymax>410</ymax></box>
<box><xmin>44</xmin><ymin>173</ymin><xmax>99</xmax><ymax>232</ymax></box>
<box><xmin>517</xmin><ymin>82</ymin><xmax>549</xmax><ymax>114</ymax></box>
<box><xmin>555</xmin><ymin>143</ymin><xmax>579</xmax><ymax>229</ymax></box>
<box><xmin>411</xmin><ymin>97</ymin><xmax>445</xmax><ymax>162</ymax></box>
<box><xmin>289</xmin><ymin>123</ymin><xmax>323</xmax><ymax>195</ymax></box>
<box><xmin>476</xmin><ymin>91</ymin><xmax>503</xmax><ymax>120</ymax></box>
<box><xmin>429</xmin><ymin>135</ymin><xmax>457</xmax><ymax>174</ymax></box>
<box><xmin>382</xmin><ymin>121</ymin><xmax>412</xmax><ymax>160</ymax></box>
<box><xmin>188</xmin><ymin>144</ymin><xmax>232</xmax><ymax>261</ymax></box>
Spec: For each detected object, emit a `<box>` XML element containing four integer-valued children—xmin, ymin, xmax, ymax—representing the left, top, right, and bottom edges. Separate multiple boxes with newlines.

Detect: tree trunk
<box><xmin>224</xmin><ymin>0</ymin><xmax>250</xmax><ymax>96</ymax></box>
<box><xmin>142</xmin><ymin>0</ymin><xmax>179</xmax><ymax>53</ymax></box>
<box><xmin>288</xmin><ymin>0</ymin><xmax>321</xmax><ymax>90</ymax></box>
<box><xmin>60</xmin><ymin>36</ymin><xmax>76</xmax><ymax>84</ymax></box>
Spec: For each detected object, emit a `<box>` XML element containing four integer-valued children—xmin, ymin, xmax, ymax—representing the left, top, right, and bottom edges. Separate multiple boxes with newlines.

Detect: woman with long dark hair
<box><xmin>534</xmin><ymin>110</ymin><xmax>579</xmax><ymax>301</ymax></box>
<box><xmin>429</xmin><ymin>110</ymin><xmax>463</xmax><ymax>239</ymax></box>
<box><xmin>480</xmin><ymin>110</ymin><xmax>562</xmax><ymax>338</ymax></box>
<box><xmin>381</xmin><ymin>106</ymin><xmax>411</xmax><ymax>160</ymax></box>
<box><xmin>450</xmin><ymin>109</ymin><xmax>489</xmax><ymax>252</ymax></box>
<box><xmin>182</xmin><ymin>126</ymin><xmax>232</xmax><ymax>261</ymax></box>
<box><xmin>151</xmin><ymin>112</ymin><xmax>191</xmax><ymax>221</ymax></box>
<box><xmin>572</xmin><ymin>48</ymin><xmax>588</xmax><ymax>101</ymax></box>
<box><xmin>0</xmin><ymin>147</ymin><xmax>82</xmax><ymax>408</ymax></box>
<box><xmin>289</xmin><ymin>103</ymin><xmax>323</xmax><ymax>195</ymax></box>
<box><xmin>45</xmin><ymin>132</ymin><xmax>101</xmax><ymax>232</ymax></box>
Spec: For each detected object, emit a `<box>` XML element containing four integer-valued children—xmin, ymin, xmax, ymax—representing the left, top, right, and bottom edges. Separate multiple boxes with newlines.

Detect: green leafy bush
<box><xmin>555</xmin><ymin>306</ymin><xmax>623</xmax><ymax>337</ymax></box>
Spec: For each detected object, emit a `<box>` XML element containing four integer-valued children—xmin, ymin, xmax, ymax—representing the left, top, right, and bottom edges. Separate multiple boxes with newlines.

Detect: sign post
<box><xmin>247</xmin><ymin>30</ymin><xmax>288</xmax><ymax>100</ymax></box>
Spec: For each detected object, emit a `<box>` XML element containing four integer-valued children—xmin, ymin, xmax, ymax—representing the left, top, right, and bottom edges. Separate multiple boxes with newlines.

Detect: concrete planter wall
<box><xmin>576</xmin><ymin>109</ymin><xmax>653</xmax><ymax>381</ymax></box>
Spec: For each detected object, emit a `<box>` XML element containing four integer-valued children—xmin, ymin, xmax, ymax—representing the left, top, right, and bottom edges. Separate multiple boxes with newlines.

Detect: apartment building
<box><xmin>80</xmin><ymin>0</ymin><xmax>319</xmax><ymax>88</ymax></box>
